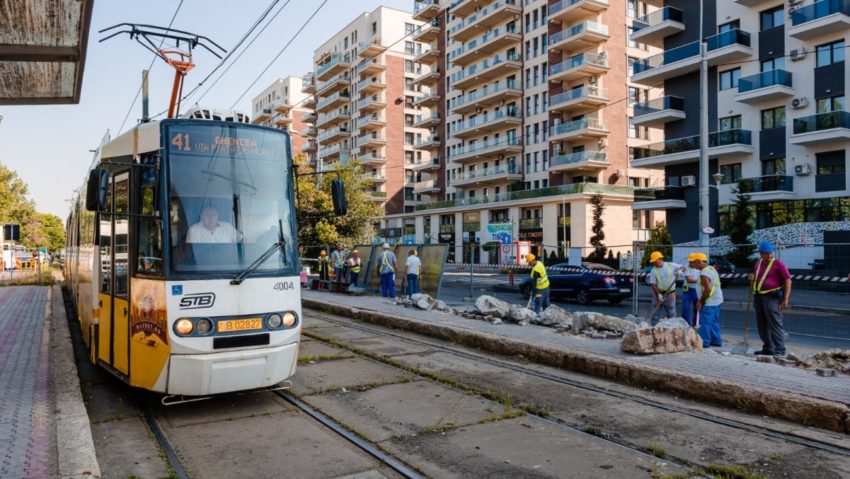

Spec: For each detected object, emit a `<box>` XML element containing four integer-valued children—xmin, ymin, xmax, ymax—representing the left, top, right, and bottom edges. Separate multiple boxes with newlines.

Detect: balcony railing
<box><xmin>632</xmin><ymin>6</ymin><xmax>683</xmax><ymax>32</ymax></box>
<box><xmin>356</xmin><ymin>94</ymin><xmax>385</xmax><ymax>109</ymax></box>
<box><xmin>449</xmin><ymin>0</ymin><xmax>518</xmax><ymax>37</ymax></box>
<box><xmin>791</xmin><ymin>0</ymin><xmax>850</xmax><ymax>26</ymax></box>
<box><xmin>451</xmin><ymin>137</ymin><xmax>521</xmax><ymax>158</ymax></box>
<box><xmin>415</xmin><ymin>136</ymin><xmax>440</xmax><ymax>148</ymax></box>
<box><xmin>450</xmin><ymin>80</ymin><xmax>519</xmax><ymax>110</ymax></box>
<box><xmin>455</xmin><ymin>164</ymin><xmax>520</xmax><ymax>182</ymax></box>
<box><xmin>317</xmin><ymin>126</ymin><xmax>349</xmax><ymax>142</ymax></box>
<box><xmin>450</xmin><ymin>109</ymin><xmax>520</xmax><ymax>134</ymax></box>
<box><xmin>634</xmin><ymin>186</ymin><xmax>685</xmax><ymax>202</ymax></box>
<box><xmin>450</xmin><ymin>52</ymin><xmax>521</xmax><ymax>84</ymax></box>
<box><xmin>356</xmin><ymin>113</ymin><xmax>385</xmax><ymax>128</ymax></box>
<box><xmin>316</xmin><ymin>91</ymin><xmax>350</xmax><ymax>110</ymax></box>
<box><xmin>414</xmin><ymin>0</ymin><xmax>438</xmax><ymax>14</ymax></box>
<box><xmin>550</xmin><ymin>52</ymin><xmax>609</xmax><ymax>76</ymax></box>
<box><xmin>737</xmin><ymin>175</ymin><xmax>794</xmax><ymax>193</ymax></box>
<box><xmin>356</xmin><ymin>134</ymin><xmax>386</xmax><ymax>147</ymax></box>
<box><xmin>549</xmin><ymin>0</ymin><xmax>609</xmax><ymax>17</ymax></box>
<box><xmin>632</xmin><ymin>41</ymin><xmax>699</xmax><ymax>75</ymax></box>
<box><xmin>631</xmin><ymin>129</ymin><xmax>752</xmax><ymax>159</ymax></box>
<box><xmin>633</xmin><ymin>96</ymin><xmax>684</xmax><ymax>116</ymax></box>
<box><xmin>738</xmin><ymin>69</ymin><xmax>793</xmax><ymax>93</ymax></box>
<box><xmin>317</xmin><ymin>54</ymin><xmax>349</xmax><ymax>77</ymax></box>
<box><xmin>415</xmin><ymin>182</ymin><xmax>633</xmax><ymax>211</ymax></box>
<box><xmin>317</xmin><ymin>72</ymin><xmax>349</xmax><ymax>94</ymax></box>
<box><xmin>356</xmin><ymin>76</ymin><xmax>384</xmax><ymax>91</ymax></box>
<box><xmin>550</xmin><ymin>150</ymin><xmax>607</xmax><ymax>167</ymax></box>
<box><xmin>550</xmin><ymin>85</ymin><xmax>607</xmax><ymax>107</ymax></box>
<box><xmin>792</xmin><ymin>111</ymin><xmax>850</xmax><ymax>134</ymax></box>
<box><xmin>449</xmin><ymin>24</ymin><xmax>519</xmax><ymax>62</ymax></box>
<box><xmin>548</xmin><ymin>21</ymin><xmax>609</xmax><ymax>46</ymax></box>
<box><xmin>319</xmin><ymin>143</ymin><xmax>350</xmax><ymax>157</ymax></box>
<box><xmin>550</xmin><ymin>117</ymin><xmax>606</xmax><ymax>136</ymax></box>
<box><xmin>415</xmin><ymin>157</ymin><xmax>441</xmax><ymax>168</ymax></box>
<box><xmin>706</xmin><ymin>29</ymin><xmax>751</xmax><ymax>51</ymax></box>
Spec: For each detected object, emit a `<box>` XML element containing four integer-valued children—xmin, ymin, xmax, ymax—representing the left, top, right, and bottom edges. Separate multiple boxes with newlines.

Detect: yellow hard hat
<box><xmin>650</xmin><ymin>251</ymin><xmax>664</xmax><ymax>262</ymax></box>
<box><xmin>693</xmin><ymin>252</ymin><xmax>708</xmax><ymax>262</ymax></box>
<box><xmin>687</xmin><ymin>253</ymin><xmax>697</xmax><ymax>262</ymax></box>
<box><xmin>320</xmin><ymin>250</ymin><xmax>327</xmax><ymax>256</ymax></box>
<box><xmin>352</xmin><ymin>249</ymin><xmax>359</xmax><ymax>254</ymax></box>
<box><xmin>526</xmin><ymin>254</ymin><xmax>536</xmax><ymax>263</ymax></box>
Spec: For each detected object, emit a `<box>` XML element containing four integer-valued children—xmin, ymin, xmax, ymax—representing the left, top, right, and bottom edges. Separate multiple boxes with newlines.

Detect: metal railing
<box><xmin>454</xmin><ymin>164</ymin><xmax>520</xmax><ymax>182</ymax></box>
<box><xmin>450</xmin><ymin>80</ymin><xmax>519</xmax><ymax>110</ymax></box>
<box><xmin>549</xmin><ymin>21</ymin><xmax>609</xmax><ymax>45</ymax></box>
<box><xmin>632</xmin><ymin>6</ymin><xmax>683</xmax><ymax>31</ymax></box>
<box><xmin>450</xmin><ymin>52</ymin><xmax>522</xmax><ymax>84</ymax></box>
<box><xmin>706</xmin><ymin>29</ymin><xmax>751</xmax><ymax>51</ymax></box>
<box><xmin>416</xmin><ymin>182</ymin><xmax>633</xmax><ymax>211</ymax></box>
<box><xmin>317</xmin><ymin>54</ymin><xmax>349</xmax><ymax>77</ymax></box>
<box><xmin>549</xmin><ymin>52</ymin><xmax>608</xmax><ymax>76</ymax></box>
<box><xmin>632</xmin><ymin>41</ymin><xmax>699</xmax><ymax>75</ymax></box>
<box><xmin>738</xmin><ymin>69</ymin><xmax>792</xmax><ymax>93</ymax></box>
<box><xmin>791</xmin><ymin>0</ymin><xmax>850</xmax><ymax>26</ymax></box>
<box><xmin>631</xmin><ymin>129</ymin><xmax>752</xmax><ymax>159</ymax></box>
<box><xmin>633</xmin><ymin>96</ymin><xmax>684</xmax><ymax>116</ymax></box>
<box><xmin>633</xmin><ymin>186</ymin><xmax>685</xmax><ymax>201</ymax></box>
<box><xmin>550</xmin><ymin>117</ymin><xmax>606</xmax><ymax>136</ymax></box>
<box><xmin>737</xmin><ymin>175</ymin><xmax>794</xmax><ymax>193</ymax></box>
<box><xmin>450</xmin><ymin>108</ymin><xmax>520</xmax><ymax>135</ymax></box>
<box><xmin>450</xmin><ymin>137</ymin><xmax>521</xmax><ymax>158</ymax></box>
<box><xmin>550</xmin><ymin>0</ymin><xmax>609</xmax><ymax>17</ymax></box>
<box><xmin>793</xmin><ymin>111</ymin><xmax>850</xmax><ymax>134</ymax></box>
<box><xmin>550</xmin><ymin>150</ymin><xmax>607</xmax><ymax>167</ymax></box>
<box><xmin>449</xmin><ymin>0</ymin><xmax>518</xmax><ymax>36</ymax></box>
<box><xmin>550</xmin><ymin>85</ymin><xmax>608</xmax><ymax>108</ymax></box>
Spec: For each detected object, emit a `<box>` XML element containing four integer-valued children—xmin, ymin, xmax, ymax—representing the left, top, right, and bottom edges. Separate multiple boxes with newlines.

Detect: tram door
<box><xmin>97</xmin><ymin>171</ymin><xmax>130</xmax><ymax>375</ymax></box>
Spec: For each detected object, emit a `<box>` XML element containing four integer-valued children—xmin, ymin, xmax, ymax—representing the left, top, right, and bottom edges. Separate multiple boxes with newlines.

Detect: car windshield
<box><xmin>166</xmin><ymin>123</ymin><xmax>296</xmax><ymax>274</ymax></box>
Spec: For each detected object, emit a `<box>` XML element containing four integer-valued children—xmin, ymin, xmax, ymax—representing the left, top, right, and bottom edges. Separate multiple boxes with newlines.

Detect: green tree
<box><xmin>294</xmin><ymin>154</ymin><xmax>383</xmax><ymax>249</ymax></box>
<box><xmin>641</xmin><ymin>221</ymin><xmax>673</xmax><ymax>267</ymax></box>
<box><xmin>727</xmin><ymin>183</ymin><xmax>754</xmax><ymax>266</ymax></box>
<box><xmin>587</xmin><ymin>194</ymin><xmax>607</xmax><ymax>261</ymax></box>
<box><xmin>37</xmin><ymin>213</ymin><xmax>66</xmax><ymax>252</ymax></box>
<box><xmin>0</xmin><ymin>162</ymin><xmax>38</xmax><ymax>248</ymax></box>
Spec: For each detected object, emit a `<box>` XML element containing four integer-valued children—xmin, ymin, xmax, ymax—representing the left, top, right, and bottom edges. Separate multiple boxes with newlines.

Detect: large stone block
<box><xmin>620</xmin><ymin>318</ymin><xmax>702</xmax><ymax>354</ymax></box>
<box><xmin>474</xmin><ymin>295</ymin><xmax>511</xmax><ymax>319</ymax></box>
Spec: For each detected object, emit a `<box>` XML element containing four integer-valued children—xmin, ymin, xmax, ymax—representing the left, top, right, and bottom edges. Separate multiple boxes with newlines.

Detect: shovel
<box><xmin>730</xmin><ymin>285</ymin><xmax>753</xmax><ymax>356</ymax></box>
<box><xmin>645</xmin><ymin>293</ymin><xmax>666</xmax><ymax>324</ymax></box>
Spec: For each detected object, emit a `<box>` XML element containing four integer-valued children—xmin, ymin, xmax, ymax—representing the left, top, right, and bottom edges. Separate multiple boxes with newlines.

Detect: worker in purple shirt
<box><xmin>747</xmin><ymin>241</ymin><xmax>792</xmax><ymax>358</ymax></box>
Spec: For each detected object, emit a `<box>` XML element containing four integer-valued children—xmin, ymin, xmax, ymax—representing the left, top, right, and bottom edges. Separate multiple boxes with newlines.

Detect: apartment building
<box><xmin>250</xmin><ymin>76</ymin><xmax>312</xmax><ymax>157</ymax></box>
<box><xmin>629</xmin><ymin>0</ymin><xmax>850</xmax><ymax>244</ymax></box>
<box><xmin>388</xmin><ymin>0</ymin><xmax>663</xmax><ymax>263</ymax></box>
<box><xmin>305</xmin><ymin>6</ymin><xmax>432</xmax><ymax>222</ymax></box>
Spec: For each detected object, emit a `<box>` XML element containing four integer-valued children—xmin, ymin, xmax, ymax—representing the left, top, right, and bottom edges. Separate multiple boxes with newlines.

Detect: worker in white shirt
<box><xmin>647</xmin><ymin>251</ymin><xmax>685</xmax><ymax>325</ymax></box>
<box><xmin>681</xmin><ymin>253</ymin><xmax>701</xmax><ymax>326</ymax></box>
<box><xmin>405</xmin><ymin>249</ymin><xmax>421</xmax><ymax>296</ymax></box>
<box><xmin>186</xmin><ymin>206</ymin><xmax>242</xmax><ymax>243</ymax></box>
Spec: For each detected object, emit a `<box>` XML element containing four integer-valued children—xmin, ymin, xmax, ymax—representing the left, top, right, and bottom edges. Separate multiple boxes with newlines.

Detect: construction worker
<box><xmin>317</xmin><ymin>250</ymin><xmax>330</xmax><ymax>283</ymax></box>
<box><xmin>747</xmin><ymin>241</ymin><xmax>792</xmax><ymax>358</ymax></box>
<box><xmin>376</xmin><ymin>243</ymin><xmax>397</xmax><ymax>298</ymax></box>
<box><xmin>405</xmin><ymin>249</ymin><xmax>421</xmax><ymax>296</ymax></box>
<box><xmin>681</xmin><ymin>253</ymin><xmax>701</xmax><ymax>326</ymax></box>
<box><xmin>330</xmin><ymin>243</ymin><xmax>346</xmax><ymax>285</ymax></box>
<box><xmin>693</xmin><ymin>252</ymin><xmax>724</xmax><ymax>348</ymax></box>
<box><xmin>647</xmin><ymin>251</ymin><xmax>684</xmax><ymax>325</ymax></box>
<box><xmin>348</xmin><ymin>250</ymin><xmax>362</xmax><ymax>287</ymax></box>
<box><xmin>527</xmin><ymin>254</ymin><xmax>550</xmax><ymax>314</ymax></box>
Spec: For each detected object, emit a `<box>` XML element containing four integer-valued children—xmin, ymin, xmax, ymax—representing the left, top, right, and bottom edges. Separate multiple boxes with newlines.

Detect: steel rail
<box><xmin>142</xmin><ymin>407</ymin><xmax>192</xmax><ymax>479</ymax></box>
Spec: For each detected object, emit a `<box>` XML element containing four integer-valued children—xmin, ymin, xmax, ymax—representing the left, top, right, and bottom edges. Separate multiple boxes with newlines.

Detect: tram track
<box><xmin>304</xmin><ymin>310</ymin><xmax>850</xmax><ymax>461</ymax></box>
<box><xmin>141</xmin><ymin>404</ymin><xmax>192</xmax><ymax>479</ymax></box>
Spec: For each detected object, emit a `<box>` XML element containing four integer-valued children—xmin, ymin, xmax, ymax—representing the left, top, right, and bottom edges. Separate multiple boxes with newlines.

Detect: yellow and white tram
<box><xmin>65</xmin><ymin>115</ymin><xmax>301</xmax><ymax>399</ymax></box>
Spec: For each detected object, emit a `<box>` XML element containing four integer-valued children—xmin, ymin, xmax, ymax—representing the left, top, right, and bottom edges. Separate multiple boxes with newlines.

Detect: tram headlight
<box><xmin>282</xmin><ymin>312</ymin><xmax>298</xmax><ymax>328</ymax></box>
<box><xmin>196</xmin><ymin>318</ymin><xmax>213</xmax><ymax>335</ymax></box>
<box><xmin>267</xmin><ymin>313</ymin><xmax>283</xmax><ymax>329</ymax></box>
<box><xmin>174</xmin><ymin>318</ymin><xmax>194</xmax><ymax>336</ymax></box>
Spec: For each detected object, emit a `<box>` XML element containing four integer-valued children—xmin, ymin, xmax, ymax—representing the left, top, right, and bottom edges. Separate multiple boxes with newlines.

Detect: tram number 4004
<box><xmin>274</xmin><ymin>281</ymin><xmax>295</xmax><ymax>291</ymax></box>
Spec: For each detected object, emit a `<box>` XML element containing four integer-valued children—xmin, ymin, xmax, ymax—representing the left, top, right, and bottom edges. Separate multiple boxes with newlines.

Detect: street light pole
<box><xmin>698</xmin><ymin>0</ymin><xmax>710</xmax><ymax>247</ymax></box>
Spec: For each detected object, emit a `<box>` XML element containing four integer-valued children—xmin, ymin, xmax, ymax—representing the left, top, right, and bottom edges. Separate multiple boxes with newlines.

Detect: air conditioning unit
<box><xmin>789</xmin><ymin>48</ymin><xmax>807</xmax><ymax>61</ymax></box>
<box><xmin>794</xmin><ymin>164</ymin><xmax>811</xmax><ymax>176</ymax></box>
<box><xmin>681</xmin><ymin>175</ymin><xmax>696</xmax><ymax>187</ymax></box>
<box><xmin>792</xmin><ymin>97</ymin><xmax>809</xmax><ymax>109</ymax></box>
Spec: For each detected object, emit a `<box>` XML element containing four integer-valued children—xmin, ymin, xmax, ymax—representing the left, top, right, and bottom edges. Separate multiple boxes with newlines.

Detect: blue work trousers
<box><xmin>697</xmin><ymin>305</ymin><xmax>722</xmax><ymax>347</ymax></box>
<box><xmin>349</xmin><ymin>271</ymin><xmax>359</xmax><ymax>287</ymax></box>
<box><xmin>681</xmin><ymin>288</ymin><xmax>699</xmax><ymax>326</ymax></box>
<box><xmin>380</xmin><ymin>272</ymin><xmax>396</xmax><ymax>298</ymax></box>
<box><xmin>406</xmin><ymin>274</ymin><xmax>419</xmax><ymax>296</ymax></box>
<box><xmin>534</xmin><ymin>287</ymin><xmax>551</xmax><ymax>314</ymax></box>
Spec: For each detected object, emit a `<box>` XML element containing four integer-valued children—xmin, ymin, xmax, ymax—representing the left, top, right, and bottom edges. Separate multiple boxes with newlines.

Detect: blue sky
<box><xmin>0</xmin><ymin>0</ymin><xmax>412</xmax><ymax>219</ymax></box>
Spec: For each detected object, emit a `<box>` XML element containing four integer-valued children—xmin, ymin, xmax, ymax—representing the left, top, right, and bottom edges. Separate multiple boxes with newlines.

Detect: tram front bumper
<box><xmin>167</xmin><ymin>342</ymin><xmax>298</xmax><ymax>396</ymax></box>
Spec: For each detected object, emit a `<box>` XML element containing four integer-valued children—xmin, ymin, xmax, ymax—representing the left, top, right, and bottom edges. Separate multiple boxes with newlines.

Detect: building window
<box><xmin>405</xmin><ymin>41</ymin><xmax>415</xmax><ymax>55</ymax></box>
<box><xmin>760</xmin><ymin>5</ymin><xmax>784</xmax><ymax>31</ymax></box>
<box><xmin>816</xmin><ymin>150</ymin><xmax>846</xmax><ymax>192</ymax></box>
<box><xmin>719</xmin><ymin>115</ymin><xmax>741</xmax><ymax>131</ymax></box>
<box><xmin>816</xmin><ymin>40</ymin><xmax>845</xmax><ymax>67</ymax></box>
<box><xmin>817</xmin><ymin>95</ymin><xmax>846</xmax><ymax>113</ymax></box>
<box><xmin>372</xmin><ymin>21</ymin><xmax>377</xmax><ymax>35</ymax></box>
<box><xmin>627</xmin><ymin>0</ymin><xmax>637</xmax><ymax>18</ymax></box>
<box><xmin>405</xmin><ymin>114</ymin><xmax>414</xmax><ymax>126</ymax></box>
<box><xmin>761</xmin><ymin>56</ymin><xmax>785</xmax><ymax>72</ymax></box>
<box><xmin>405</xmin><ymin>59</ymin><xmax>414</xmax><ymax>73</ymax></box>
<box><xmin>762</xmin><ymin>158</ymin><xmax>785</xmax><ymax>176</ymax></box>
<box><xmin>718</xmin><ymin>20</ymin><xmax>740</xmax><ymax>34</ymax></box>
<box><xmin>761</xmin><ymin>106</ymin><xmax>786</xmax><ymax>130</ymax></box>
<box><xmin>719</xmin><ymin>68</ymin><xmax>741</xmax><ymax>90</ymax></box>
<box><xmin>720</xmin><ymin>163</ymin><xmax>742</xmax><ymax>184</ymax></box>
<box><xmin>405</xmin><ymin>23</ymin><xmax>415</xmax><ymax>35</ymax></box>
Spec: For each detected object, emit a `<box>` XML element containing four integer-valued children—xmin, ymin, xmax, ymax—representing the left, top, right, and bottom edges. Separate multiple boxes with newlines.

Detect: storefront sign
<box><xmin>519</xmin><ymin>228</ymin><xmax>543</xmax><ymax>241</ymax></box>
<box><xmin>486</xmin><ymin>223</ymin><xmax>512</xmax><ymax>244</ymax></box>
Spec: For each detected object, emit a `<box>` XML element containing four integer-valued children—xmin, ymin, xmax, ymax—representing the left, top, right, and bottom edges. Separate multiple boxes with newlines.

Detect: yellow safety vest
<box><xmin>753</xmin><ymin>258</ymin><xmax>780</xmax><ymax>294</ymax></box>
<box><xmin>318</xmin><ymin>258</ymin><xmax>329</xmax><ymax>274</ymax></box>
<box><xmin>698</xmin><ymin>265</ymin><xmax>719</xmax><ymax>300</ymax></box>
<box><xmin>654</xmin><ymin>263</ymin><xmax>675</xmax><ymax>293</ymax></box>
<box><xmin>531</xmin><ymin>262</ymin><xmax>550</xmax><ymax>290</ymax></box>
<box><xmin>348</xmin><ymin>257</ymin><xmax>361</xmax><ymax>273</ymax></box>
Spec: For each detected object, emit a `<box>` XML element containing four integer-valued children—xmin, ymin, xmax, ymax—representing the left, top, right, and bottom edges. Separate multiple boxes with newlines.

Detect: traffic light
<box><xmin>331</xmin><ymin>179</ymin><xmax>348</xmax><ymax>216</ymax></box>
<box><xmin>3</xmin><ymin>224</ymin><xmax>20</xmax><ymax>241</ymax></box>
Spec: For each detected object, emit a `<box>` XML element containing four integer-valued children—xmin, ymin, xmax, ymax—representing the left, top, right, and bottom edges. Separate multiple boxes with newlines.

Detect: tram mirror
<box><xmin>85</xmin><ymin>169</ymin><xmax>110</xmax><ymax>212</ymax></box>
<box><xmin>331</xmin><ymin>179</ymin><xmax>348</xmax><ymax>216</ymax></box>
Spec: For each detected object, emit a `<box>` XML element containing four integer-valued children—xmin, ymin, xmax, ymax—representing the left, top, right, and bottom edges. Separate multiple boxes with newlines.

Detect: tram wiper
<box><xmin>230</xmin><ymin>225</ymin><xmax>288</xmax><ymax>286</ymax></box>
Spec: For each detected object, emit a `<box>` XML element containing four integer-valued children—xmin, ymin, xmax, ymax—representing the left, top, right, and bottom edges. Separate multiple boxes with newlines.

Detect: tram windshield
<box><xmin>166</xmin><ymin>123</ymin><xmax>296</xmax><ymax>275</ymax></box>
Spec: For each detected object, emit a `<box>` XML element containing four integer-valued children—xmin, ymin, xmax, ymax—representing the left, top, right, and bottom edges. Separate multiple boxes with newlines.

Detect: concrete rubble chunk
<box><xmin>508</xmin><ymin>304</ymin><xmax>537</xmax><ymax>326</ymax></box>
<box><xmin>620</xmin><ymin>318</ymin><xmax>702</xmax><ymax>355</ymax></box>
<box><xmin>535</xmin><ymin>305</ymin><xmax>573</xmax><ymax>329</ymax></box>
<box><xmin>474</xmin><ymin>295</ymin><xmax>511</xmax><ymax>319</ymax></box>
<box><xmin>409</xmin><ymin>293</ymin><xmax>436</xmax><ymax>310</ymax></box>
<box><xmin>574</xmin><ymin>311</ymin><xmax>639</xmax><ymax>334</ymax></box>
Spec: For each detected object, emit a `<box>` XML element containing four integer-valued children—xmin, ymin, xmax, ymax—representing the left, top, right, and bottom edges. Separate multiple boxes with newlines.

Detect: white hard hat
<box><xmin>383</xmin><ymin>242</ymin><xmax>390</xmax><ymax>249</ymax></box>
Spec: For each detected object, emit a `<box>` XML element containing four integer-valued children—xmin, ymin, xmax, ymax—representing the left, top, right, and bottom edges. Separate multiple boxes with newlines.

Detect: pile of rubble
<box><xmin>795</xmin><ymin>349</ymin><xmax>850</xmax><ymax>375</ymax></box>
<box><xmin>395</xmin><ymin>293</ymin><xmax>454</xmax><ymax>314</ymax></box>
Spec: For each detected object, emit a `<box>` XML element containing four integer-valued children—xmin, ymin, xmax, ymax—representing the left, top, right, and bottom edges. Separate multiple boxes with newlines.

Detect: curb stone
<box><xmin>51</xmin><ymin>285</ymin><xmax>101</xmax><ymax>478</ymax></box>
<box><xmin>303</xmin><ymin>297</ymin><xmax>850</xmax><ymax>434</ymax></box>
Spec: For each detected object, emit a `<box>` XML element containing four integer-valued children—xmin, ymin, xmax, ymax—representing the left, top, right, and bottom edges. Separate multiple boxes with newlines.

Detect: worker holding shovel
<box><xmin>693</xmin><ymin>252</ymin><xmax>724</xmax><ymax>348</ymax></box>
<box><xmin>647</xmin><ymin>251</ymin><xmax>685</xmax><ymax>326</ymax></box>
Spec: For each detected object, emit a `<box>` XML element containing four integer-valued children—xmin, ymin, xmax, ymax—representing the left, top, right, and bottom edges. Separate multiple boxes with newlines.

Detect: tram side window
<box><xmin>137</xmin><ymin>166</ymin><xmax>163</xmax><ymax>275</ymax></box>
<box><xmin>99</xmin><ymin>185</ymin><xmax>113</xmax><ymax>294</ymax></box>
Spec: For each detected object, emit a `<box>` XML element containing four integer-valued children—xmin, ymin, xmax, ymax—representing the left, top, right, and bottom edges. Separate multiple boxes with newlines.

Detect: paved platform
<box><xmin>302</xmin><ymin>289</ymin><xmax>850</xmax><ymax>433</ymax></box>
<box><xmin>0</xmin><ymin>285</ymin><xmax>99</xmax><ymax>479</ymax></box>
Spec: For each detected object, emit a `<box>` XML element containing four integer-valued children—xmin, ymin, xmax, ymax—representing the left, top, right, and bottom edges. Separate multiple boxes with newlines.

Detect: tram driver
<box><xmin>186</xmin><ymin>206</ymin><xmax>243</xmax><ymax>244</ymax></box>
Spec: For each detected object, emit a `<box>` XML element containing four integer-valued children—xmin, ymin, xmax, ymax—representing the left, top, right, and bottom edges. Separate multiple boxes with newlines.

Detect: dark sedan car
<box><xmin>520</xmin><ymin>265</ymin><xmax>633</xmax><ymax>305</ymax></box>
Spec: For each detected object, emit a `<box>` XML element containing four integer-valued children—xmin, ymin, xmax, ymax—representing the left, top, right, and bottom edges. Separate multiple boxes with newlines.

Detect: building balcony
<box><xmin>357</xmin><ymin>94</ymin><xmax>386</xmax><ymax>111</ymax></box>
<box><xmin>549</xmin><ymin>150</ymin><xmax>609</xmax><ymax>173</ymax></box>
<box><xmin>449</xmin><ymin>0</ymin><xmax>521</xmax><ymax>42</ymax></box>
<box><xmin>549</xmin><ymin>117</ymin><xmax>609</xmax><ymax>142</ymax></box>
<box><xmin>449</xmin><ymin>25</ymin><xmax>521</xmax><ymax>66</ymax></box>
<box><xmin>302</xmin><ymin>96</ymin><xmax>316</xmax><ymax>109</ymax></box>
<box><xmin>413</xmin><ymin>0</ymin><xmax>440</xmax><ymax>21</ymax></box>
<box><xmin>415</xmin><ymin>182</ymin><xmax>633</xmax><ymax>212</ymax></box>
<box><xmin>369</xmin><ymin>190</ymin><xmax>387</xmax><ymax>202</ymax></box>
<box><xmin>413</xmin><ymin>19</ymin><xmax>440</xmax><ymax>43</ymax></box>
<box><xmin>549</xmin><ymin>0</ymin><xmax>609</xmax><ymax>23</ymax></box>
<box><xmin>791</xmin><ymin>111</ymin><xmax>850</xmax><ymax>146</ymax></box>
<box><xmin>367</xmin><ymin>171</ymin><xmax>388</xmax><ymax>183</ymax></box>
<box><xmin>356</xmin><ymin>57</ymin><xmax>387</xmax><ymax>76</ymax></box>
<box><xmin>414</xmin><ymin>179</ymin><xmax>442</xmax><ymax>194</ymax></box>
<box><xmin>413</xmin><ymin>92</ymin><xmax>440</xmax><ymax>108</ymax></box>
<box><xmin>450</xmin><ymin>110</ymin><xmax>522</xmax><ymax>139</ymax></box>
<box><xmin>316</xmin><ymin>72</ymin><xmax>350</xmax><ymax>96</ymax></box>
<box><xmin>632</xmin><ymin>96</ymin><xmax>685</xmax><ymax>127</ymax></box>
<box><xmin>356</xmin><ymin>113</ymin><xmax>386</xmax><ymax>131</ymax></box>
<box><xmin>316</xmin><ymin>54</ymin><xmax>350</xmax><ymax>81</ymax></box>
<box><xmin>414</xmin><ymin>112</ymin><xmax>440</xmax><ymax>129</ymax></box>
<box><xmin>356</xmin><ymin>134</ymin><xmax>387</xmax><ymax>149</ymax></box>
<box><xmin>316</xmin><ymin>91</ymin><xmax>350</xmax><ymax>113</ymax></box>
<box><xmin>452</xmin><ymin>0</ymin><xmax>491</xmax><ymax>18</ymax></box>
<box><xmin>302</xmin><ymin>111</ymin><xmax>316</xmax><ymax>124</ymax></box>
<box><xmin>316</xmin><ymin>110</ymin><xmax>351</xmax><ymax>128</ymax></box>
<box><xmin>631</xmin><ymin>41</ymin><xmax>699</xmax><ymax>86</ymax></box>
<box><xmin>360</xmin><ymin>154</ymin><xmax>388</xmax><ymax>165</ymax></box>
<box><xmin>303</xmin><ymin>140</ymin><xmax>318</xmax><ymax>152</ymax></box>
<box><xmin>450</xmin><ymin>138</ymin><xmax>523</xmax><ymax>163</ymax></box>
<box><xmin>632</xmin><ymin>186</ymin><xmax>687</xmax><ymax>210</ymax></box>
<box><xmin>737</xmin><ymin>175</ymin><xmax>795</xmax><ymax>200</ymax></box>
<box><xmin>549</xmin><ymin>52</ymin><xmax>609</xmax><ymax>83</ymax></box>
<box><xmin>549</xmin><ymin>84</ymin><xmax>608</xmax><ymax>114</ymax></box>
<box><xmin>452</xmin><ymin>164</ymin><xmax>522</xmax><ymax>187</ymax></box>
<box><xmin>414</xmin><ymin>47</ymin><xmax>440</xmax><ymax>65</ymax></box>
<box><xmin>451</xmin><ymin>52</ymin><xmax>522</xmax><ymax>90</ymax></box>
<box><xmin>735</xmin><ymin>70</ymin><xmax>794</xmax><ymax>104</ymax></box>
<box><xmin>789</xmin><ymin>0</ymin><xmax>850</xmax><ymax>40</ymax></box>
<box><xmin>319</xmin><ymin>144</ymin><xmax>351</xmax><ymax>161</ymax></box>
<box><xmin>252</xmin><ymin>107</ymin><xmax>272</xmax><ymax>124</ymax></box>
<box><xmin>274</xmin><ymin>113</ymin><xmax>292</xmax><ymax>127</ymax></box>
<box><xmin>451</xmin><ymin>80</ymin><xmax>522</xmax><ymax>115</ymax></box>
<box><xmin>630</xmin><ymin>129</ymin><xmax>753</xmax><ymax>168</ymax></box>
<box><xmin>548</xmin><ymin>21</ymin><xmax>610</xmax><ymax>54</ymax></box>
<box><xmin>413</xmin><ymin>68</ymin><xmax>441</xmax><ymax>88</ymax></box>
<box><xmin>414</xmin><ymin>157</ymin><xmax>441</xmax><ymax>172</ymax></box>
<box><xmin>301</xmin><ymin>73</ymin><xmax>316</xmax><ymax>94</ymax></box>
<box><xmin>317</xmin><ymin>125</ymin><xmax>350</xmax><ymax>143</ymax></box>
<box><xmin>356</xmin><ymin>76</ymin><xmax>386</xmax><ymax>94</ymax></box>
<box><xmin>358</xmin><ymin>36</ymin><xmax>383</xmax><ymax>57</ymax></box>
<box><xmin>300</xmin><ymin>126</ymin><xmax>316</xmax><ymax>138</ymax></box>
<box><xmin>630</xmin><ymin>7</ymin><xmax>684</xmax><ymax>46</ymax></box>
<box><xmin>705</xmin><ymin>29</ymin><xmax>752</xmax><ymax>65</ymax></box>
<box><xmin>414</xmin><ymin>135</ymin><xmax>441</xmax><ymax>150</ymax></box>
<box><xmin>274</xmin><ymin>102</ymin><xmax>293</xmax><ymax>113</ymax></box>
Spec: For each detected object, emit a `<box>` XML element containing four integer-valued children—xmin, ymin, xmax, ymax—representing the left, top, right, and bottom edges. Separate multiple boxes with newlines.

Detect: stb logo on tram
<box><xmin>179</xmin><ymin>292</ymin><xmax>216</xmax><ymax>310</ymax></box>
